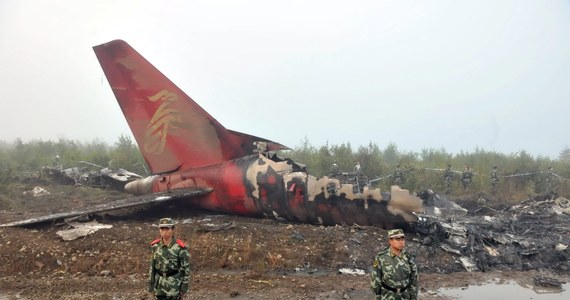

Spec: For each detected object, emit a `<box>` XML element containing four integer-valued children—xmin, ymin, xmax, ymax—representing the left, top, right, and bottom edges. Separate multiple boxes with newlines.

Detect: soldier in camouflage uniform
<box><xmin>393</xmin><ymin>164</ymin><xmax>404</xmax><ymax>187</ymax></box>
<box><xmin>371</xmin><ymin>229</ymin><xmax>418</xmax><ymax>300</ymax></box>
<box><xmin>545</xmin><ymin>166</ymin><xmax>554</xmax><ymax>192</ymax></box>
<box><xmin>490</xmin><ymin>165</ymin><xmax>499</xmax><ymax>194</ymax></box>
<box><xmin>461</xmin><ymin>166</ymin><xmax>473</xmax><ymax>192</ymax></box>
<box><xmin>330</xmin><ymin>163</ymin><xmax>340</xmax><ymax>178</ymax></box>
<box><xmin>443</xmin><ymin>164</ymin><xmax>453</xmax><ymax>194</ymax></box>
<box><xmin>149</xmin><ymin>218</ymin><xmax>191</xmax><ymax>300</ymax></box>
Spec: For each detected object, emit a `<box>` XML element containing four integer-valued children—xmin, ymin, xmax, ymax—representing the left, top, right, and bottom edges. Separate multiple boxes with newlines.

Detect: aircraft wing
<box><xmin>0</xmin><ymin>188</ymin><xmax>212</xmax><ymax>228</ymax></box>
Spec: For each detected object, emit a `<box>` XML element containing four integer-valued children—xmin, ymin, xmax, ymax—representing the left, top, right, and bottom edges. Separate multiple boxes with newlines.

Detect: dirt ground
<box><xmin>0</xmin><ymin>178</ymin><xmax>568</xmax><ymax>299</ymax></box>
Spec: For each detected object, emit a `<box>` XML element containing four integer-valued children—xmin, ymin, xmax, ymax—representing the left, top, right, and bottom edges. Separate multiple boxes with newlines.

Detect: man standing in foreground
<box><xmin>371</xmin><ymin>229</ymin><xmax>418</xmax><ymax>300</ymax></box>
<box><xmin>149</xmin><ymin>218</ymin><xmax>190</xmax><ymax>300</ymax></box>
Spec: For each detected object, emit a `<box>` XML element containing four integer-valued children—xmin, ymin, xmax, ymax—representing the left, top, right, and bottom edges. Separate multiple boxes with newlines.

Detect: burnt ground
<box><xmin>0</xmin><ymin>177</ymin><xmax>568</xmax><ymax>299</ymax></box>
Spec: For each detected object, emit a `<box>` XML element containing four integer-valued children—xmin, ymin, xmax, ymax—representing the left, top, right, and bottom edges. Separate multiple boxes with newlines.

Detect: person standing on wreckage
<box><xmin>148</xmin><ymin>218</ymin><xmax>191</xmax><ymax>300</ymax></box>
<box><xmin>371</xmin><ymin>229</ymin><xmax>418</xmax><ymax>300</ymax></box>
<box><xmin>392</xmin><ymin>164</ymin><xmax>404</xmax><ymax>187</ymax></box>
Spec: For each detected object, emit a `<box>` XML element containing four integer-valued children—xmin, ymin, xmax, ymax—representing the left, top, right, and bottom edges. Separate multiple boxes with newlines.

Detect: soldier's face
<box><xmin>159</xmin><ymin>227</ymin><xmax>174</xmax><ymax>240</ymax></box>
<box><xmin>389</xmin><ymin>236</ymin><xmax>405</xmax><ymax>251</ymax></box>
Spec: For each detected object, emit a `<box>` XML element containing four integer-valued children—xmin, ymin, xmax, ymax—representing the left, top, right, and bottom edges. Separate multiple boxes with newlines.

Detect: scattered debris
<box><xmin>414</xmin><ymin>191</ymin><xmax>570</xmax><ymax>273</ymax></box>
<box><xmin>338</xmin><ymin>268</ymin><xmax>365</xmax><ymax>275</ymax></box>
<box><xmin>23</xmin><ymin>186</ymin><xmax>50</xmax><ymax>197</ymax></box>
<box><xmin>1</xmin><ymin>175</ymin><xmax>569</xmax><ymax>299</ymax></box>
<box><xmin>458</xmin><ymin>257</ymin><xmax>477</xmax><ymax>272</ymax></box>
<box><xmin>533</xmin><ymin>275</ymin><xmax>565</xmax><ymax>289</ymax></box>
<box><xmin>291</xmin><ymin>231</ymin><xmax>305</xmax><ymax>241</ymax></box>
<box><xmin>196</xmin><ymin>222</ymin><xmax>236</xmax><ymax>232</ymax></box>
<box><xmin>42</xmin><ymin>164</ymin><xmax>142</xmax><ymax>190</ymax></box>
<box><xmin>56</xmin><ymin>221</ymin><xmax>113</xmax><ymax>241</ymax></box>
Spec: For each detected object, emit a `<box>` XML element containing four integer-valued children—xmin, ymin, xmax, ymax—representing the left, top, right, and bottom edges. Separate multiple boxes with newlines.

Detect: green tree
<box><xmin>55</xmin><ymin>138</ymin><xmax>82</xmax><ymax>169</ymax></box>
<box><xmin>289</xmin><ymin>137</ymin><xmax>317</xmax><ymax>173</ymax></box>
<box><xmin>330</xmin><ymin>142</ymin><xmax>354</xmax><ymax>173</ymax></box>
<box><xmin>109</xmin><ymin>135</ymin><xmax>146</xmax><ymax>174</ymax></box>
<box><xmin>382</xmin><ymin>143</ymin><xmax>400</xmax><ymax>167</ymax></box>
<box><xmin>559</xmin><ymin>147</ymin><xmax>570</xmax><ymax>164</ymax></box>
<box><xmin>356</xmin><ymin>142</ymin><xmax>384</xmax><ymax>179</ymax></box>
<box><xmin>313</xmin><ymin>143</ymin><xmax>333</xmax><ymax>177</ymax></box>
<box><xmin>83</xmin><ymin>139</ymin><xmax>111</xmax><ymax>167</ymax></box>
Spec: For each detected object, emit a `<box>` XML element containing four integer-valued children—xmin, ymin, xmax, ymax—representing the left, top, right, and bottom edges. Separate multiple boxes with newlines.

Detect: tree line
<box><xmin>0</xmin><ymin>135</ymin><xmax>146</xmax><ymax>180</ymax></box>
<box><xmin>1</xmin><ymin>136</ymin><xmax>569</xmax><ymax>200</ymax></box>
<box><xmin>286</xmin><ymin>138</ymin><xmax>570</xmax><ymax>200</ymax></box>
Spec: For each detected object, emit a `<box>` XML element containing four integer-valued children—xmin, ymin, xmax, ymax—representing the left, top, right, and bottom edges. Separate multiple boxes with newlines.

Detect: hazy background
<box><xmin>1</xmin><ymin>0</ymin><xmax>569</xmax><ymax>158</ymax></box>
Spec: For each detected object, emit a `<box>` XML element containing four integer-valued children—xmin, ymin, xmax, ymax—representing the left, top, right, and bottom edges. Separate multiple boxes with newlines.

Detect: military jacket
<box><xmin>444</xmin><ymin>168</ymin><xmax>453</xmax><ymax>180</ymax></box>
<box><xmin>148</xmin><ymin>237</ymin><xmax>191</xmax><ymax>297</ymax></box>
<box><xmin>393</xmin><ymin>168</ymin><xmax>404</xmax><ymax>184</ymax></box>
<box><xmin>371</xmin><ymin>248</ymin><xmax>418</xmax><ymax>300</ymax></box>
<box><xmin>462</xmin><ymin>171</ymin><xmax>473</xmax><ymax>183</ymax></box>
<box><xmin>491</xmin><ymin>170</ymin><xmax>499</xmax><ymax>182</ymax></box>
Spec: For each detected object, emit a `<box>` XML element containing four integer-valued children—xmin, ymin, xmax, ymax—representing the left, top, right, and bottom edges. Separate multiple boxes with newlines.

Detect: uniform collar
<box><xmin>161</xmin><ymin>236</ymin><xmax>176</xmax><ymax>246</ymax></box>
<box><xmin>389</xmin><ymin>248</ymin><xmax>404</xmax><ymax>257</ymax></box>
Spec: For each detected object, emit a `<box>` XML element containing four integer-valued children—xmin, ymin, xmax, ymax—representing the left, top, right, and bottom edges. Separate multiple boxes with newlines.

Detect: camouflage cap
<box><xmin>158</xmin><ymin>218</ymin><xmax>175</xmax><ymax>228</ymax></box>
<box><xmin>387</xmin><ymin>229</ymin><xmax>405</xmax><ymax>239</ymax></box>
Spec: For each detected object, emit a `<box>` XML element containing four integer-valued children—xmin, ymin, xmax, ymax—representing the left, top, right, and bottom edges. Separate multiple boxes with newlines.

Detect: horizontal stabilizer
<box><xmin>0</xmin><ymin>188</ymin><xmax>212</xmax><ymax>228</ymax></box>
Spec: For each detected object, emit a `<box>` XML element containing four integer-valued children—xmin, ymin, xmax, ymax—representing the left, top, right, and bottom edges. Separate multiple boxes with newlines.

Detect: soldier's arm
<box><xmin>179</xmin><ymin>247</ymin><xmax>191</xmax><ymax>294</ymax></box>
<box><xmin>408</xmin><ymin>254</ymin><xmax>419</xmax><ymax>300</ymax></box>
<box><xmin>148</xmin><ymin>247</ymin><xmax>156</xmax><ymax>292</ymax></box>
<box><xmin>370</xmin><ymin>256</ymin><xmax>382</xmax><ymax>298</ymax></box>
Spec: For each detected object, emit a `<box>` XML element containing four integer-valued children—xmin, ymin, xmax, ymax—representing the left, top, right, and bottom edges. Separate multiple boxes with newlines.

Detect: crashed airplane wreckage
<box><xmin>0</xmin><ymin>40</ymin><xmax>423</xmax><ymax>228</ymax></box>
<box><xmin>43</xmin><ymin>163</ymin><xmax>142</xmax><ymax>191</ymax></box>
<box><xmin>414</xmin><ymin>190</ymin><xmax>570</xmax><ymax>273</ymax></box>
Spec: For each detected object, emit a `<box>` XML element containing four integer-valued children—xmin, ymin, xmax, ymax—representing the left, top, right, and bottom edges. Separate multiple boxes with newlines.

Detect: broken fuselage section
<box><xmin>43</xmin><ymin>165</ymin><xmax>142</xmax><ymax>191</ymax></box>
<box><xmin>125</xmin><ymin>152</ymin><xmax>423</xmax><ymax>228</ymax></box>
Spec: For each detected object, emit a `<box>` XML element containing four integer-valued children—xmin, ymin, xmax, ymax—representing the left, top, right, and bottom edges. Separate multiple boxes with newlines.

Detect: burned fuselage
<box><xmin>125</xmin><ymin>152</ymin><xmax>423</xmax><ymax>228</ymax></box>
<box><xmin>92</xmin><ymin>39</ymin><xmax>422</xmax><ymax>229</ymax></box>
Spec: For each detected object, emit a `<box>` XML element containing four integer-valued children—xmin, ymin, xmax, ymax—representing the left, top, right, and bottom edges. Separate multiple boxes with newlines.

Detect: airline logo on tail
<box><xmin>145</xmin><ymin>90</ymin><xmax>184</xmax><ymax>155</ymax></box>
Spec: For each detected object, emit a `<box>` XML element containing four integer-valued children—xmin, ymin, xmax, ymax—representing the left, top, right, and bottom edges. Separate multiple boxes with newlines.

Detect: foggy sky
<box><xmin>1</xmin><ymin>0</ymin><xmax>569</xmax><ymax>158</ymax></box>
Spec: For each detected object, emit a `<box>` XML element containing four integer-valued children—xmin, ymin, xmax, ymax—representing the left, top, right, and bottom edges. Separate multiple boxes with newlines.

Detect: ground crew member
<box><xmin>461</xmin><ymin>166</ymin><xmax>473</xmax><ymax>191</ymax></box>
<box><xmin>490</xmin><ymin>165</ymin><xmax>499</xmax><ymax>194</ymax></box>
<box><xmin>443</xmin><ymin>164</ymin><xmax>453</xmax><ymax>194</ymax></box>
<box><xmin>371</xmin><ymin>229</ymin><xmax>418</xmax><ymax>300</ymax></box>
<box><xmin>393</xmin><ymin>164</ymin><xmax>404</xmax><ymax>186</ymax></box>
<box><xmin>149</xmin><ymin>218</ymin><xmax>190</xmax><ymax>300</ymax></box>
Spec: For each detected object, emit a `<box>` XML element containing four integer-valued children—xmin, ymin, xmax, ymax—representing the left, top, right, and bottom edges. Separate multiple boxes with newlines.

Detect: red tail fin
<box><xmin>93</xmin><ymin>40</ymin><xmax>288</xmax><ymax>174</ymax></box>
